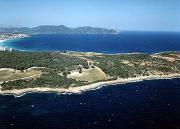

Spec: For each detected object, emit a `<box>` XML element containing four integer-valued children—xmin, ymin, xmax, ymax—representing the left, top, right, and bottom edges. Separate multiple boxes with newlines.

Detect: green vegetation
<box><xmin>0</xmin><ymin>51</ymin><xmax>179</xmax><ymax>91</ymax></box>
<box><xmin>0</xmin><ymin>51</ymin><xmax>89</xmax><ymax>90</ymax></box>
<box><xmin>0</xmin><ymin>51</ymin><xmax>88</xmax><ymax>70</ymax></box>
<box><xmin>1</xmin><ymin>71</ymin><xmax>76</xmax><ymax>91</ymax></box>
<box><xmin>84</xmin><ymin>53</ymin><xmax>180</xmax><ymax>78</ymax></box>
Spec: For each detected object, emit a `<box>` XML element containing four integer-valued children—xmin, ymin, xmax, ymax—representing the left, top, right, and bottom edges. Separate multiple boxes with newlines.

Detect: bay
<box><xmin>2</xmin><ymin>31</ymin><xmax>180</xmax><ymax>53</ymax></box>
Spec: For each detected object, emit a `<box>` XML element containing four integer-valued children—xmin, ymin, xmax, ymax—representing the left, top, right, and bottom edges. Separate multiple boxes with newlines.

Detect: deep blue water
<box><xmin>2</xmin><ymin>31</ymin><xmax>180</xmax><ymax>53</ymax></box>
<box><xmin>1</xmin><ymin>32</ymin><xmax>180</xmax><ymax>129</ymax></box>
<box><xmin>0</xmin><ymin>79</ymin><xmax>180</xmax><ymax>129</ymax></box>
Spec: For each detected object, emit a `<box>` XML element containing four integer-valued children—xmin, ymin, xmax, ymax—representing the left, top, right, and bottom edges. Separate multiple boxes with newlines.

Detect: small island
<box><xmin>0</xmin><ymin>51</ymin><xmax>179</xmax><ymax>96</ymax></box>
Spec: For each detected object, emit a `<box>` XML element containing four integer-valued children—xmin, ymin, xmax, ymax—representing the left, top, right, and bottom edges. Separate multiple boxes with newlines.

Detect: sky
<box><xmin>0</xmin><ymin>0</ymin><xmax>180</xmax><ymax>31</ymax></box>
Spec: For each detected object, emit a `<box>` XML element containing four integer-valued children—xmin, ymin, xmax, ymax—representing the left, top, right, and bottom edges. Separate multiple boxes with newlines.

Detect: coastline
<box><xmin>0</xmin><ymin>39</ymin><xmax>7</xmax><ymax>45</ymax></box>
<box><xmin>0</xmin><ymin>38</ymin><xmax>17</xmax><ymax>51</ymax></box>
<box><xmin>0</xmin><ymin>39</ymin><xmax>15</xmax><ymax>51</ymax></box>
<box><xmin>0</xmin><ymin>39</ymin><xmax>6</xmax><ymax>43</ymax></box>
<box><xmin>0</xmin><ymin>34</ymin><xmax>30</xmax><ymax>50</ymax></box>
<box><xmin>0</xmin><ymin>73</ymin><xmax>179</xmax><ymax>97</ymax></box>
<box><xmin>0</xmin><ymin>38</ymin><xmax>17</xmax><ymax>44</ymax></box>
<box><xmin>0</xmin><ymin>39</ymin><xmax>8</xmax><ymax>50</ymax></box>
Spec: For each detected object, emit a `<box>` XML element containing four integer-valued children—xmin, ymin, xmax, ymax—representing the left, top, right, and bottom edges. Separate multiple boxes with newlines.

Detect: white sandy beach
<box><xmin>0</xmin><ymin>73</ymin><xmax>180</xmax><ymax>97</ymax></box>
<box><xmin>0</xmin><ymin>39</ymin><xmax>8</xmax><ymax>47</ymax></box>
<box><xmin>0</xmin><ymin>39</ymin><xmax>6</xmax><ymax>43</ymax></box>
<box><xmin>0</xmin><ymin>40</ymin><xmax>6</xmax><ymax>51</ymax></box>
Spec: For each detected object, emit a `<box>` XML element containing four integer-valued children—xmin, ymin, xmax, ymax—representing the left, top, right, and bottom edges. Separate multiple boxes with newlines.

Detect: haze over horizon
<box><xmin>0</xmin><ymin>0</ymin><xmax>180</xmax><ymax>32</ymax></box>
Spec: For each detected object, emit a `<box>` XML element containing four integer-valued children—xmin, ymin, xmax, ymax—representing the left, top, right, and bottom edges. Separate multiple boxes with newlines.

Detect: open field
<box><xmin>67</xmin><ymin>66</ymin><xmax>110</xmax><ymax>82</ymax></box>
<box><xmin>0</xmin><ymin>67</ymin><xmax>42</xmax><ymax>83</ymax></box>
<box><xmin>0</xmin><ymin>51</ymin><xmax>179</xmax><ymax>91</ymax></box>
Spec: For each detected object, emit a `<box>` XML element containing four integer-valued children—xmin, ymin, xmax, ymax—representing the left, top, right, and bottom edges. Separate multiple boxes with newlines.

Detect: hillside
<box><xmin>0</xmin><ymin>51</ymin><xmax>179</xmax><ymax>91</ymax></box>
<box><xmin>0</xmin><ymin>25</ymin><xmax>119</xmax><ymax>34</ymax></box>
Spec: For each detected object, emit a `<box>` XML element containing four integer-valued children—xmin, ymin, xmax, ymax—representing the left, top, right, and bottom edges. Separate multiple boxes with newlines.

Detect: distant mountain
<box><xmin>0</xmin><ymin>25</ymin><xmax>119</xmax><ymax>34</ymax></box>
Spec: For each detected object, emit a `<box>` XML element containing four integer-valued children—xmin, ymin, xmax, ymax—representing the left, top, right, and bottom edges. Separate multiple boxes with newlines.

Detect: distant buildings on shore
<box><xmin>0</xmin><ymin>33</ymin><xmax>30</xmax><ymax>41</ymax></box>
<box><xmin>0</xmin><ymin>47</ymin><xmax>13</xmax><ymax>52</ymax></box>
<box><xmin>0</xmin><ymin>33</ymin><xmax>29</xmax><ymax>52</ymax></box>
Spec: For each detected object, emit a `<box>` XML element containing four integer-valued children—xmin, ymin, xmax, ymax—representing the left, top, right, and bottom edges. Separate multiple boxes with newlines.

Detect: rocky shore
<box><xmin>0</xmin><ymin>73</ymin><xmax>179</xmax><ymax>97</ymax></box>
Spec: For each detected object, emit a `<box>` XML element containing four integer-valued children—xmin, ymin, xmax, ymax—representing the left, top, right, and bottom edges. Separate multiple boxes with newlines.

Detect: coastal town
<box><xmin>0</xmin><ymin>33</ymin><xmax>29</xmax><ymax>51</ymax></box>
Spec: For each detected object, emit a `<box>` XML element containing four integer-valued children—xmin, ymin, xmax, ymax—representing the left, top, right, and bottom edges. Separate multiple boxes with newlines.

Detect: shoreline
<box><xmin>0</xmin><ymin>73</ymin><xmax>180</xmax><ymax>97</ymax></box>
<box><xmin>0</xmin><ymin>34</ymin><xmax>30</xmax><ymax>50</ymax></box>
<box><xmin>0</xmin><ymin>38</ymin><xmax>179</xmax><ymax>55</ymax></box>
<box><xmin>0</xmin><ymin>38</ymin><xmax>18</xmax><ymax>51</ymax></box>
<box><xmin>0</xmin><ymin>38</ymin><xmax>19</xmax><ymax>44</ymax></box>
<box><xmin>0</xmin><ymin>39</ymin><xmax>8</xmax><ymax>50</ymax></box>
<box><xmin>0</xmin><ymin>39</ymin><xmax>6</xmax><ymax>43</ymax></box>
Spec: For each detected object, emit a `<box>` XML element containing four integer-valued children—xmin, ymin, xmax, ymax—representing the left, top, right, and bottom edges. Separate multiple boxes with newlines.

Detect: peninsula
<box><xmin>0</xmin><ymin>51</ymin><xmax>179</xmax><ymax>96</ymax></box>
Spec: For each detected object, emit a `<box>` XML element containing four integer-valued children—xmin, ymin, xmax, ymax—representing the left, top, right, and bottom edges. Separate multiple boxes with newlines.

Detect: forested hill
<box><xmin>0</xmin><ymin>51</ymin><xmax>179</xmax><ymax>90</ymax></box>
<box><xmin>0</xmin><ymin>25</ymin><xmax>118</xmax><ymax>34</ymax></box>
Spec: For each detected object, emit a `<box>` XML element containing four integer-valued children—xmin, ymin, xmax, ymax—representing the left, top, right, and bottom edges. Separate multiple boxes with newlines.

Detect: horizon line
<box><xmin>0</xmin><ymin>24</ymin><xmax>180</xmax><ymax>33</ymax></box>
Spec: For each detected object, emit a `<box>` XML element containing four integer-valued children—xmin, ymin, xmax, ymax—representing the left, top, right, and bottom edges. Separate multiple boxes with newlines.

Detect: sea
<box><xmin>1</xmin><ymin>31</ymin><xmax>180</xmax><ymax>53</ymax></box>
<box><xmin>0</xmin><ymin>31</ymin><xmax>180</xmax><ymax>129</ymax></box>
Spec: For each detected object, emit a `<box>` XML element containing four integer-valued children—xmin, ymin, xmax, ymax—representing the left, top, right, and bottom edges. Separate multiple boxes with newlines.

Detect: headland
<box><xmin>0</xmin><ymin>51</ymin><xmax>179</xmax><ymax>97</ymax></box>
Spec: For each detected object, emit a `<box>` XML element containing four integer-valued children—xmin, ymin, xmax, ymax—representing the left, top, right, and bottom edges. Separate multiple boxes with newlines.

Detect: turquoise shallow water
<box><xmin>2</xmin><ymin>31</ymin><xmax>180</xmax><ymax>53</ymax></box>
<box><xmin>1</xmin><ymin>32</ymin><xmax>180</xmax><ymax>129</ymax></box>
